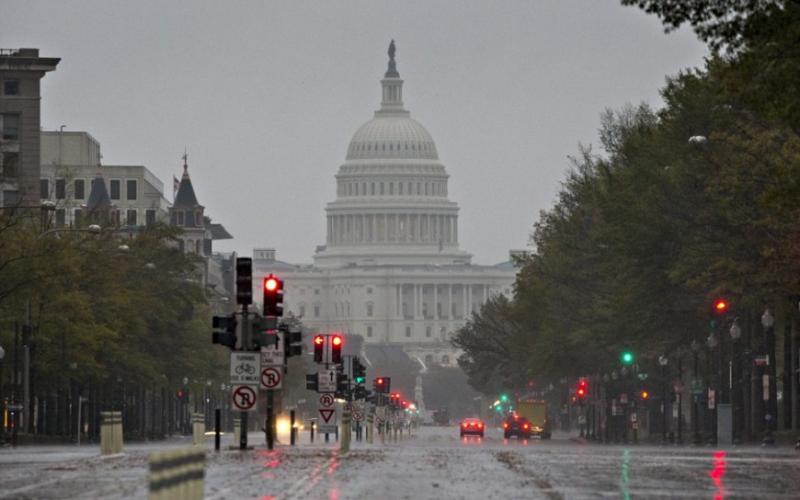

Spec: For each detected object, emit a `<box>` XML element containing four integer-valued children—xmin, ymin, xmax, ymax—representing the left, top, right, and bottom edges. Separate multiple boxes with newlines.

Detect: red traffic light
<box><xmin>314</xmin><ymin>335</ymin><xmax>325</xmax><ymax>345</ymax></box>
<box><xmin>577</xmin><ymin>388</ymin><xmax>586</xmax><ymax>397</ymax></box>
<box><xmin>713</xmin><ymin>299</ymin><xmax>729</xmax><ymax>314</ymax></box>
<box><xmin>376</xmin><ymin>378</ymin><xmax>384</xmax><ymax>385</ymax></box>
<box><xmin>264</xmin><ymin>277</ymin><xmax>278</xmax><ymax>291</ymax></box>
<box><xmin>331</xmin><ymin>335</ymin><xmax>343</xmax><ymax>347</ymax></box>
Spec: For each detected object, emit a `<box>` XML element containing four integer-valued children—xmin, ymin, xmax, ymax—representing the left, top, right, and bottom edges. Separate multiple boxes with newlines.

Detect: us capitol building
<box><xmin>256</xmin><ymin>42</ymin><xmax>519</xmax><ymax>368</ymax></box>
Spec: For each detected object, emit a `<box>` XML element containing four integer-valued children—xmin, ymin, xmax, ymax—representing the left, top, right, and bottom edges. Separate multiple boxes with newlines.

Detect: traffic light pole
<box><xmin>239</xmin><ymin>304</ymin><xmax>250</xmax><ymax>451</ymax></box>
<box><xmin>266</xmin><ymin>389</ymin><xmax>274</xmax><ymax>450</ymax></box>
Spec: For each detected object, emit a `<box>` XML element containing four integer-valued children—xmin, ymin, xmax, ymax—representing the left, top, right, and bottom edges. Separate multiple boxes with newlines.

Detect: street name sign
<box><xmin>231</xmin><ymin>385</ymin><xmax>258</xmax><ymax>412</ymax></box>
<box><xmin>230</xmin><ymin>352</ymin><xmax>259</xmax><ymax>385</ymax></box>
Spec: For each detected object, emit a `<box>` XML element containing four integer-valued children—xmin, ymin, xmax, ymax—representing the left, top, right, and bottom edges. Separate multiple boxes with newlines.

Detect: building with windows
<box><xmin>0</xmin><ymin>48</ymin><xmax>59</xmax><ymax>207</ymax></box>
<box><xmin>39</xmin><ymin>131</ymin><xmax>171</xmax><ymax>229</ymax></box>
<box><xmin>258</xmin><ymin>43</ymin><xmax>518</xmax><ymax>368</ymax></box>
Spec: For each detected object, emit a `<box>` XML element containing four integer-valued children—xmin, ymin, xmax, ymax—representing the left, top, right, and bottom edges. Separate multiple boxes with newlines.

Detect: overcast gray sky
<box><xmin>1</xmin><ymin>0</ymin><xmax>707</xmax><ymax>265</ymax></box>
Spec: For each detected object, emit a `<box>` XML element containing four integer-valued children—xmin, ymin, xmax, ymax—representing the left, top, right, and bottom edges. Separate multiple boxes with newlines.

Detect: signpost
<box><xmin>231</xmin><ymin>385</ymin><xmax>257</xmax><ymax>412</ymax></box>
<box><xmin>318</xmin><ymin>368</ymin><xmax>336</xmax><ymax>393</ymax></box>
<box><xmin>318</xmin><ymin>393</ymin><xmax>337</xmax><ymax>433</ymax></box>
<box><xmin>260</xmin><ymin>366</ymin><xmax>282</xmax><ymax>390</ymax></box>
<box><xmin>230</xmin><ymin>352</ymin><xmax>259</xmax><ymax>386</ymax></box>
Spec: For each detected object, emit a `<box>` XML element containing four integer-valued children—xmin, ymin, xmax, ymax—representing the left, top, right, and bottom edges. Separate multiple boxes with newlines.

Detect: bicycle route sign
<box><xmin>230</xmin><ymin>352</ymin><xmax>259</xmax><ymax>385</ymax></box>
<box><xmin>232</xmin><ymin>385</ymin><xmax>258</xmax><ymax>412</ymax></box>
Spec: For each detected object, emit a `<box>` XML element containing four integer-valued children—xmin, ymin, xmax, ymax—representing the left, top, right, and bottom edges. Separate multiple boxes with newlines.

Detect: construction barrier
<box><xmin>148</xmin><ymin>447</ymin><xmax>205</xmax><ymax>500</ymax></box>
<box><xmin>340</xmin><ymin>406</ymin><xmax>351</xmax><ymax>453</ymax></box>
<box><xmin>191</xmin><ymin>413</ymin><xmax>205</xmax><ymax>446</ymax></box>
<box><xmin>232</xmin><ymin>417</ymin><xmax>241</xmax><ymax>446</ymax></box>
<box><xmin>100</xmin><ymin>411</ymin><xmax>123</xmax><ymax>455</ymax></box>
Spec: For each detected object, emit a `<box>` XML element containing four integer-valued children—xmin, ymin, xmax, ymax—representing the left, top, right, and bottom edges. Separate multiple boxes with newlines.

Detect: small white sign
<box><xmin>318</xmin><ymin>424</ymin><xmax>337</xmax><ymax>434</ymax></box>
<box><xmin>260</xmin><ymin>366</ymin><xmax>282</xmax><ymax>389</ymax></box>
<box><xmin>230</xmin><ymin>352</ymin><xmax>259</xmax><ymax>385</ymax></box>
<box><xmin>260</xmin><ymin>332</ymin><xmax>284</xmax><ymax>366</ymax></box>
<box><xmin>318</xmin><ymin>368</ymin><xmax>336</xmax><ymax>393</ymax></box>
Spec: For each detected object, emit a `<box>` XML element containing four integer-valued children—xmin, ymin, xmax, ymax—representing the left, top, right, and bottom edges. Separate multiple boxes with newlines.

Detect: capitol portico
<box><xmin>256</xmin><ymin>42</ymin><xmax>518</xmax><ymax>367</ymax></box>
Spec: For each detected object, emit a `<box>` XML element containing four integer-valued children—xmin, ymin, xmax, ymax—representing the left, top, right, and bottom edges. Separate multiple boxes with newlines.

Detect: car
<box><xmin>460</xmin><ymin>418</ymin><xmax>485</xmax><ymax>437</ymax></box>
<box><xmin>503</xmin><ymin>413</ymin><xmax>531</xmax><ymax>439</ymax></box>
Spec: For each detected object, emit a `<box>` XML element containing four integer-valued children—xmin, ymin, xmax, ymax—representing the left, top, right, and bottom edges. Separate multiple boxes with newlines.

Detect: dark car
<box><xmin>503</xmin><ymin>413</ymin><xmax>531</xmax><ymax>439</ymax></box>
<box><xmin>460</xmin><ymin>418</ymin><xmax>485</xmax><ymax>438</ymax></box>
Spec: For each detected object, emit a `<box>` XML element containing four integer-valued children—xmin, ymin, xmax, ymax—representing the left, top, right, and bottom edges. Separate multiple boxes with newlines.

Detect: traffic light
<box><xmin>354</xmin><ymin>386</ymin><xmax>368</xmax><ymax>400</ymax></box>
<box><xmin>313</xmin><ymin>335</ymin><xmax>325</xmax><ymax>363</ymax></box>
<box><xmin>252</xmin><ymin>316</ymin><xmax>278</xmax><ymax>350</ymax></box>
<box><xmin>263</xmin><ymin>274</ymin><xmax>284</xmax><ymax>317</ymax></box>
<box><xmin>390</xmin><ymin>393</ymin><xmax>401</xmax><ymax>408</ymax></box>
<box><xmin>306</xmin><ymin>373</ymin><xmax>318</xmax><ymax>391</ymax></box>
<box><xmin>352</xmin><ymin>357</ymin><xmax>366</xmax><ymax>385</ymax></box>
<box><xmin>713</xmin><ymin>298</ymin><xmax>729</xmax><ymax>315</ymax></box>
<box><xmin>336</xmin><ymin>373</ymin><xmax>349</xmax><ymax>398</ymax></box>
<box><xmin>500</xmin><ymin>393</ymin><xmax>509</xmax><ymax>403</ymax></box>
<box><xmin>235</xmin><ymin>257</ymin><xmax>252</xmax><ymax>305</ymax></box>
<box><xmin>331</xmin><ymin>334</ymin><xmax>343</xmax><ymax>364</ymax></box>
<box><xmin>373</xmin><ymin>377</ymin><xmax>390</xmax><ymax>393</ymax></box>
<box><xmin>620</xmin><ymin>350</ymin><xmax>635</xmax><ymax>366</ymax></box>
<box><xmin>640</xmin><ymin>390</ymin><xmax>650</xmax><ymax>400</ymax></box>
<box><xmin>576</xmin><ymin>379</ymin><xmax>588</xmax><ymax>400</ymax></box>
<box><xmin>284</xmin><ymin>326</ymin><xmax>303</xmax><ymax>358</ymax></box>
<box><xmin>212</xmin><ymin>315</ymin><xmax>237</xmax><ymax>349</ymax></box>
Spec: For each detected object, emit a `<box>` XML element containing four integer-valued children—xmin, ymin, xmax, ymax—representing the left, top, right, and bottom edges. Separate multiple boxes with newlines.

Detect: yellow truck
<box><xmin>516</xmin><ymin>399</ymin><xmax>551</xmax><ymax>439</ymax></box>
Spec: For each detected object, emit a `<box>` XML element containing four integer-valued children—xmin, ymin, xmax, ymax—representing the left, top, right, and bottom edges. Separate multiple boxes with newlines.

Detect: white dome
<box><xmin>346</xmin><ymin>115</ymin><xmax>439</xmax><ymax>161</ymax></box>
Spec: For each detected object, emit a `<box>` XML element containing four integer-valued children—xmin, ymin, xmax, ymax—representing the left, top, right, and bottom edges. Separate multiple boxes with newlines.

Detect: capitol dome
<box><xmin>346</xmin><ymin>116</ymin><xmax>438</xmax><ymax>161</ymax></box>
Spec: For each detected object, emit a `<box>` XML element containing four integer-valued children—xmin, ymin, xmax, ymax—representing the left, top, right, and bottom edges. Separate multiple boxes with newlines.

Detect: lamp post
<box><xmin>707</xmin><ymin>332</ymin><xmax>719</xmax><ymax>444</ymax></box>
<box><xmin>658</xmin><ymin>355</ymin><xmax>669</xmax><ymax>444</ymax></box>
<box><xmin>690</xmin><ymin>339</ymin><xmax>701</xmax><ymax>445</ymax></box>
<box><xmin>729</xmin><ymin>319</ymin><xmax>742</xmax><ymax>442</ymax></box>
<box><xmin>761</xmin><ymin>308</ymin><xmax>776</xmax><ymax>445</ymax></box>
<box><xmin>0</xmin><ymin>345</ymin><xmax>5</xmax><ymax>442</ymax></box>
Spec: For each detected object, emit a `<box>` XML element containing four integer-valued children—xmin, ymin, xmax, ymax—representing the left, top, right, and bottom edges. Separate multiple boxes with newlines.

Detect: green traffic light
<box><xmin>621</xmin><ymin>351</ymin><xmax>634</xmax><ymax>365</ymax></box>
<box><xmin>500</xmin><ymin>393</ymin><xmax>509</xmax><ymax>403</ymax></box>
<box><xmin>355</xmin><ymin>376</ymin><xmax>365</xmax><ymax>384</ymax></box>
<box><xmin>495</xmin><ymin>405</ymin><xmax>503</xmax><ymax>412</ymax></box>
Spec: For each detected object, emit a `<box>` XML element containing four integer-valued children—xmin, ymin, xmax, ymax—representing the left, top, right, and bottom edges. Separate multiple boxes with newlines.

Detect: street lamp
<box><xmin>761</xmin><ymin>308</ymin><xmax>776</xmax><ymax>444</ymax></box>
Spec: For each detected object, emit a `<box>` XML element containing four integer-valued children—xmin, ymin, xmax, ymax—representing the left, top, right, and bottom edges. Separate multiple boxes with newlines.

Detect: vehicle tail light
<box><xmin>523</xmin><ymin>424</ymin><xmax>529</xmax><ymax>430</ymax></box>
<box><xmin>478</xmin><ymin>423</ymin><xmax>483</xmax><ymax>428</ymax></box>
<box><xmin>502</xmin><ymin>423</ymin><xmax>508</xmax><ymax>429</ymax></box>
<box><xmin>462</xmin><ymin>423</ymin><xmax>468</xmax><ymax>428</ymax></box>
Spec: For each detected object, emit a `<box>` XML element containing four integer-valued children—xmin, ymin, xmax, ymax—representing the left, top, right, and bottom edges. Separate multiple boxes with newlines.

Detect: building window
<box><xmin>126</xmin><ymin>180</ymin><xmax>137</xmax><ymax>200</ymax></box>
<box><xmin>55</xmin><ymin>179</ymin><xmax>66</xmax><ymax>200</ymax></box>
<box><xmin>40</xmin><ymin>179</ymin><xmax>49</xmax><ymax>199</ymax></box>
<box><xmin>405</xmin><ymin>326</ymin><xmax>412</xmax><ymax>338</ymax></box>
<box><xmin>55</xmin><ymin>209</ymin><xmax>66</xmax><ymax>227</ymax></box>
<box><xmin>426</xmin><ymin>326</ymin><xmax>432</xmax><ymax>338</ymax></box>
<box><xmin>196</xmin><ymin>211</ymin><xmax>202</xmax><ymax>226</ymax></box>
<box><xmin>126</xmin><ymin>209</ymin><xmax>137</xmax><ymax>226</ymax></box>
<box><xmin>1</xmin><ymin>152</ymin><xmax>18</xmax><ymax>177</ymax></box>
<box><xmin>110</xmin><ymin>179</ymin><xmax>121</xmax><ymax>200</ymax></box>
<box><xmin>370</xmin><ymin>183</ymin><xmax>375</xmax><ymax>195</ymax></box>
<box><xmin>417</xmin><ymin>182</ymin><xmax>421</xmax><ymax>195</ymax></box>
<box><xmin>3</xmin><ymin>80</ymin><xmax>20</xmax><ymax>96</ymax></box>
<box><xmin>2</xmin><ymin>190</ymin><xmax>18</xmax><ymax>206</ymax></box>
<box><xmin>186</xmin><ymin>211</ymin><xmax>195</xmax><ymax>227</ymax></box>
<box><xmin>440</xmin><ymin>326</ymin><xmax>447</xmax><ymax>339</ymax></box>
<box><xmin>314</xmin><ymin>289</ymin><xmax>320</xmax><ymax>295</ymax></box>
<box><xmin>196</xmin><ymin>240</ymin><xmax>201</xmax><ymax>254</ymax></box>
<box><xmin>299</xmin><ymin>304</ymin><xmax>306</xmax><ymax>317</ymax></box>
<box><xmin>177</xmin><ymin>211</ymin><xmax>184</xmax><ymax>225</ymax></box>
<box><xmin>380</xmin><ymin>183</ymin><xmax>384</xmax><ymax>195</ymax></box>
<box><xmin>111</xmin><ymin>209</ymin><xmax>120</xmax><ymax>225</ymax></box>
<box><xmin>366</xmin><ymin>303</ymin><xmax>373</xmax><ymax>317</ymax></box>
<box><xmin>1</xmin><ymin>114</ymin><xmax>19</xmax><ymax>140</ymax></box>
<box><xmin>74</xmin><ymin>208</ymin><xmax>83</xmax><ymax>226</ymax></box>
<box><xmin>442</xmin><ymin>355</ymin><xmax>450</xmax><ymax>365</ymax></box>
<box><xmin>74</xmin><ymin>179</ymin><xmax>85</xmax><ymax>200</ymax></box>
<box><xmin>314</xmin><ymin>304</ymin><xmax>320</xmax><ymax>317</ymax></box>
<box><xmin>399</xmin><ymin>183</ymin><xmax>403</xmax><ymax>195</ymax></box>
<box><xmin>367</xmin><ymin>326</ymin><xmax>373</xmax><ymax>338</ymax></box>
<box><xmin>145</xmin><ymin>209</ymin><xmax>156</xmax><ymax>226</ymax></box>
<box><xmin>366</xmin><ymin>287</ymin><xmax>373</xmax><ymax>295</ymax></box>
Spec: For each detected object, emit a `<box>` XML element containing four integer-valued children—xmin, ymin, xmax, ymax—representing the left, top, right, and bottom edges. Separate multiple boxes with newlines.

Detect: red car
<box><xmin>460</xmin><ymin>418</ymin><xmax>485</xmax><ymax>437</ymax></box>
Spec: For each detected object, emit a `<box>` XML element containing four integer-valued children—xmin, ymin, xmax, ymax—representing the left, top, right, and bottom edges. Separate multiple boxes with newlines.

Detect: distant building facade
<box><xmin>0</xmin><ymin>48</ymin><xmax>59</xmax><ymax>207</ymax></box>
<box><xmin>39</xmin><ymin>131</ymin><xmax>171</xmax><ymax>229</ymax></box>
<box><xmin>255</xmin><ymin>43</ymin><xmax>518</xmax><ymax>368</ymax></box>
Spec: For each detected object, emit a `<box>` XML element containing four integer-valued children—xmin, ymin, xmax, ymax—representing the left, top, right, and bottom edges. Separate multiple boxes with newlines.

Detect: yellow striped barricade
<box><xmin>100</xmin><ymin>411</ymin><xmax>123</xmax><ymax>455</ymax></box>
<box><xmin>148</xmin><ymin>447</ymin><xmax>205</xmax><ymax>500</ymax></box>
<box><xmin>191</xmin><ymin>413</ymin><xmax>205</xmax><ymax>446</ymax></box>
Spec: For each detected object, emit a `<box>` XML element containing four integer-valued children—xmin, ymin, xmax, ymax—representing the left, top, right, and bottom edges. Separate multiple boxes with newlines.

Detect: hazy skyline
<box><xmin>1</xmin><ymin>0</ymin><xmax>707</xmax><ymax>264</ymax></box>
